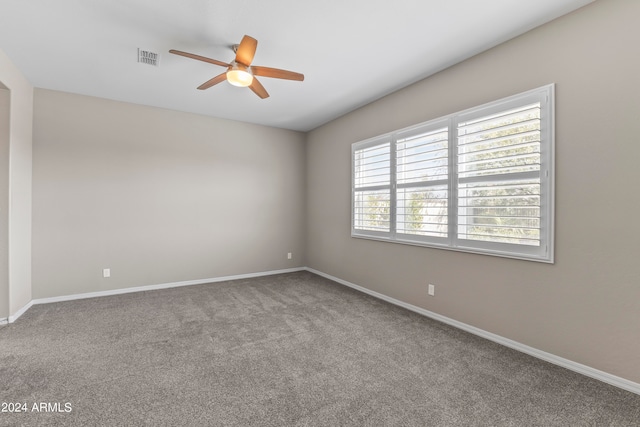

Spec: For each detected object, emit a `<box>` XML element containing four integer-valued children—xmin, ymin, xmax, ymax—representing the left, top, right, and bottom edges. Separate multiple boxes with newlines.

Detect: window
<box><xmin>352</xmin><ymin>85</ymin><xmax>554</xmax><ymax>262</ymax></box>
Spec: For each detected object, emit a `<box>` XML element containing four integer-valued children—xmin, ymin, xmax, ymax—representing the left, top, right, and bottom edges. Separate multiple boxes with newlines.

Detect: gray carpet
<box><xmin>1</xmin><ymin>271</ymin><xmax>638</xmax><ymax>426</ymax></box>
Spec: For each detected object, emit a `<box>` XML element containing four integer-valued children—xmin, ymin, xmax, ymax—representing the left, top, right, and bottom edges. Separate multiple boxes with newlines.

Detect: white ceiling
<box><xmin>0</xmin><ymin>0</ymin><xmax>593</xmax><ymax>132</ymax></box>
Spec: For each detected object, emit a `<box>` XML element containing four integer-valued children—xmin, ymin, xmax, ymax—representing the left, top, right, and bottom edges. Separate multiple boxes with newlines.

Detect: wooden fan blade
<box><xmin>235</xmin><ymin>35</ymin><xmax>258</xmax><ymax>66</ymax></box>
<box><xmin>197</xmin><ymin>72</ymin><xmax>228</xmax><ymax>90</ymax></box>
<box><xmin>248</xmin><ymin>77</ymin><xmax>269</xmax><ymax>99</ymax></box>
<box><xmin>169</xmin><ymin>50</ymin><xmax>230</xmax><ymax>68</ymax></box>
<box><xmin>251</xmin><ymin>66</ymin><xmax>304</xmax><ymax>81</ymax></box>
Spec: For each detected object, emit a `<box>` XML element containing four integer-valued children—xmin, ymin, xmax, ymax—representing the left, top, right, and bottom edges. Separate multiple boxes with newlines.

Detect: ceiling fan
<box><xmin>169</xmin><ymin>35</ymin><xmax>304</xmax><ymax>99</ymax></box>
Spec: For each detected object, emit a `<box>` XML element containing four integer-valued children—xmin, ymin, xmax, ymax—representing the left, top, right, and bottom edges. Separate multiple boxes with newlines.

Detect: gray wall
<box><xmin>306</xmin><ymin>0</ymin><xmax>640</xmax><ymax>383</ymax></box>
<box><xmin>33</xmin><ymin>89</ymin><xmax>306</xmax><ymax>298</ymax></box>
<box><xmin>0</xmin><ymin>49</ymin><xmax>33</xmax><ymax>320</ymax></box>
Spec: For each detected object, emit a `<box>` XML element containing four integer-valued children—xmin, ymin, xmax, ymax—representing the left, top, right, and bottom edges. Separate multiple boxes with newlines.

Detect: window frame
<box><xmin>351</xmin><ymin>84</ymin><xmax>555</xmax><ymax>263</ymax></box>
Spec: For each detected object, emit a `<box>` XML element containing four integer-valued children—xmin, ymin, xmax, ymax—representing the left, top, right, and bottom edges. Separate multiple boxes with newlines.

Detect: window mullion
<box><xmin>396</xmin><ymin>179</ymin><xmax>449</xmax><ymax>189</ymax></box>
<box><xmin>449</xmin><ymin>117</ymin><xmax>458</xmax><ymax>247</ymax></box>
<box><xmin>390</xmin><ymin>135</ymin><xmax>397</xmax><ymax>238</ymax></box>
<box><xmin>458</xmin><ymin>170</ymin><xmax>539</xmax><ymax>185</ymax></box>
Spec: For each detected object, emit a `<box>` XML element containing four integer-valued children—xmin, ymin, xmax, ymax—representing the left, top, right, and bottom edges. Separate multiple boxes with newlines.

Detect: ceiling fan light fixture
<box><xmin>226</xmin><ymin>63</ymin><xmax>253</xmax><ymax>87</ymax></box>
<box><xmin>169</xmin><ymin>35</ymin><xmax>303</xmax><ymax>99</ymax></box>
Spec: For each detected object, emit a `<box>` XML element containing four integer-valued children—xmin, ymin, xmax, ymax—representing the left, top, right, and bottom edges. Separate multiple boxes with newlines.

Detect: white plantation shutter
<box><xmin>454</xmin><ymin>87</ymin><xmax>553</xmax><ymax>261</ymax></box>
<box><xmin>457</xmin><ymin>103</ymin><xmax>542</xmax><ymax>246</ymax></box>
<box><xmin>396</xmin><ymin>124</ymin><xmax>449</xmax><ymax>242</ymax></box>
<box><xmin>353</xmin><ymin>140</ymin><xmax>391</xmax><ymax>234</ymax></box>
<box><xmin>352</xmin><ymin>85</ymin><xmax>554</xmax><ymax>262</ymax></box>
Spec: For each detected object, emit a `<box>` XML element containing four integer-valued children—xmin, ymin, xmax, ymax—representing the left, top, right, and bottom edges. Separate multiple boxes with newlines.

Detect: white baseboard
<box><xmin>7</xmin><ymin>300</ymin><xmax>34</xmax><ymax>324</ymax></box>
<box><xmin>11</xmin><ymin>267</ymin><xmax>306</xmax><ymax>321</ymax></box>
<box><xmin>305</xmin><ymin>267</ymin><xmax>640</xmax><ymax>396</ymax></box>
<box><xmin>0</xmin><ymin>317</ymin><xmax>7</xmax><ymax>325</ymax></box>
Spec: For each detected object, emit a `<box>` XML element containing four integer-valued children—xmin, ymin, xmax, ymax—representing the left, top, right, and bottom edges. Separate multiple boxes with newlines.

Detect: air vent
<box><xmin>138</xmin><ymin>49</ymin><xmax>159</xmax><ymax>66</ymax></box>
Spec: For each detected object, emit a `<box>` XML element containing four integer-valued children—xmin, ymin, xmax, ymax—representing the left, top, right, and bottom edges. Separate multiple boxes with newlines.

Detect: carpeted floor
<box><xmin>1</xmin><ymin>271</ymin><xmax>639</xmax><ymax>426</ymax></box>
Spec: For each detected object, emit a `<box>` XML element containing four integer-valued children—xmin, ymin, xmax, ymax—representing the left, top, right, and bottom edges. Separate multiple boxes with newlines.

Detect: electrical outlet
<box><xmin>428</xmin><ymin>284</ymin><xmax>435</xmax><ymax>296</ymax></box>
<box><xmin>103</xmin><ymin>268</ymin><xmax>111</xmax><ymax>278</ymax></box>
<box><xmin>287</xmin><ymin>252</ymin><xmax>292</xmax><ymax>260</ymax></box>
